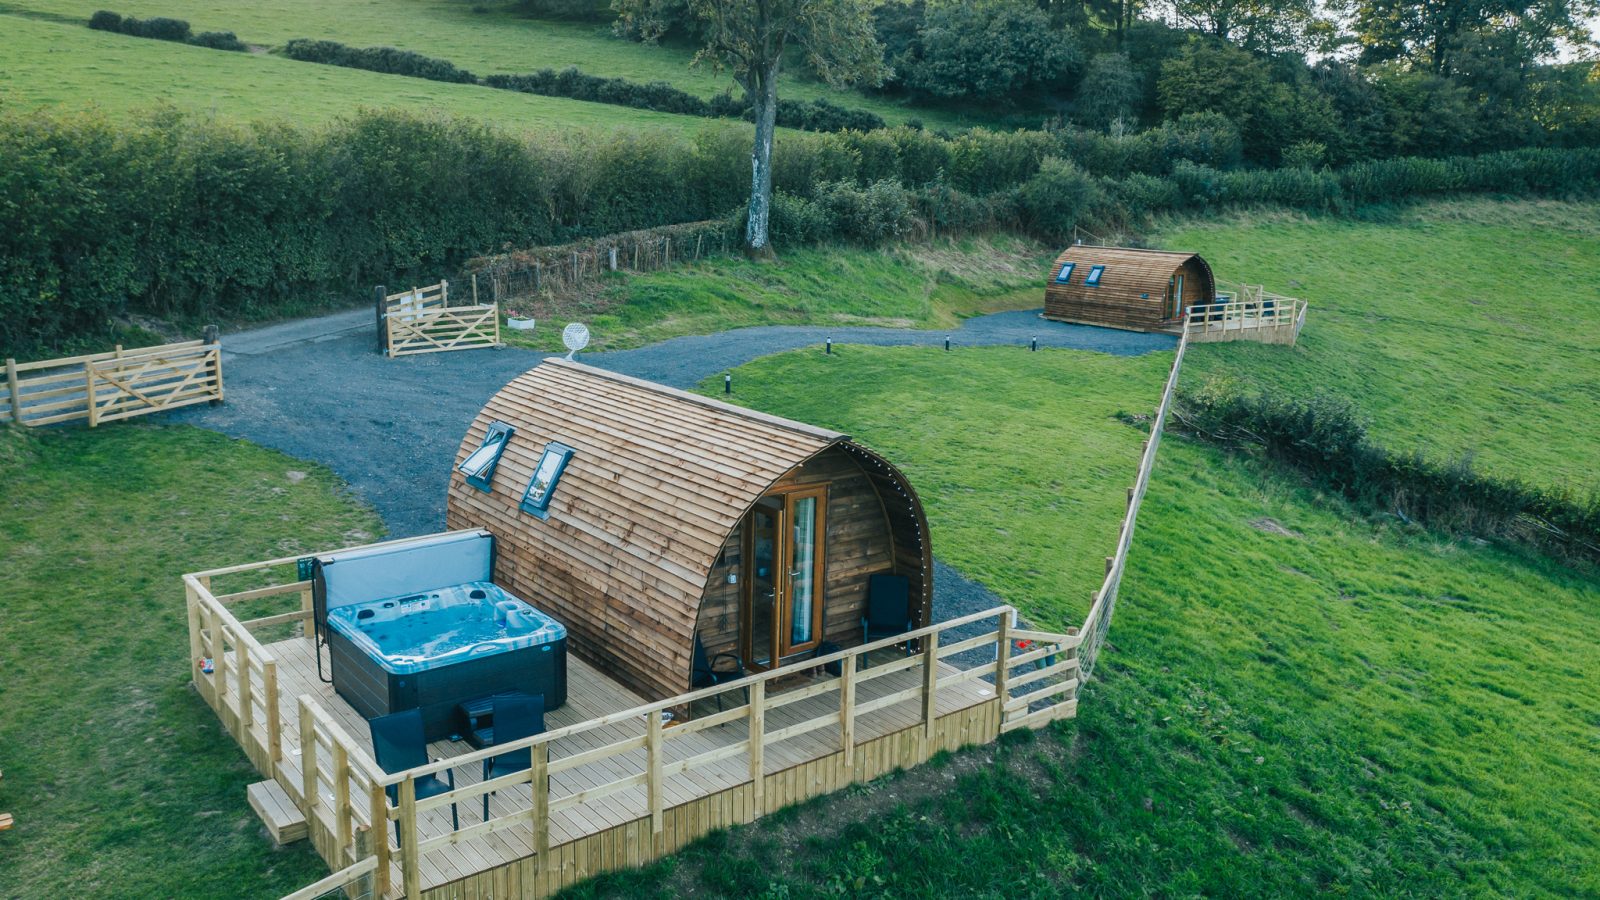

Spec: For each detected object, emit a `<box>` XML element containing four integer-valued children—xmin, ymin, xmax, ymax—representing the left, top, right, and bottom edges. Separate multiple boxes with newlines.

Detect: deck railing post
<box><xmin>369</xmin><ymin>783</ymin><xmax>391</xmax><ymax>896</ymax></box>
<box><xmin>748</xmin><ymin>680</ymin><xmax>766</xmax><ymax>819</ymax></box>
<box><xmin>332</xmin><ymin>740</ymin><xmax>352</xmax><ymax>856</ymax></box>
<box><xmin>647</xmin><ymin>708</ymin><xmax>664</xmax><ymax>834</ymax></box>
<box><xmin>263</xmin><ymin>659</ymin><xmax>282</xmax><ymax>768</ymax></box>
<box><xmin>921</xmin><ymin>631</ymin><xmax>940</xmax><ymax>756</ymax></box>
<box><xmin>299</xmin><ymin>698</ymin><xmax>318</xmax><ymax>814</ymax></box>
<box><xmin>839</xmin><ymin>654</ymin><xmax>856</xmax><ymax>770</ymax></box>
<box><xmin>185</xmin><ymin>582</ymin><xmax>204</xmax><ymax>688</ymax></box>
<box><xmin>995</xmin><ymin>612</ymin><xmax>1013</xmax><ymax>712</ymax></box>
<box><xmin>237</xmin><ymin>639</ymin><xmax>253</xmax><ymax>736</ymax></box>
<box><xmin>353</xmin><ymin>826</ymin><xmax>375</xmax><ymax>895</ymax></box>
<box><xmin>531</xmin><ymin>742</ymin><xmax>549</xmax><ymax>860</ymax></box>
<box><xmin>300</xmin><ymin>587</ymin><xmax>314</xmax><ymax>641</ymax></box>
<box><xmin>399</xmin><ymin>776</ymin><xmax>421</xmax><ymax>900</ymax></box>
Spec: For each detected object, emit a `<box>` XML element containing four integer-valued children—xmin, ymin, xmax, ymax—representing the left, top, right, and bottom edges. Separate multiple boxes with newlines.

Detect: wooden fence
<box><xmin>3</xmin><ymin>337</ymin><xmax>222</xmax><ymax>427</ymax></box>
<box><xmin>182</xmin><ymin>536</ymin><xmax>1080</xmax><ymax>900</ymax></box>
<box><xmin>1187</xmin><ymin>284</ymin><xmax>1307</xmax><ymax>346</ymax></box>
<box><xmin>378</xmin><ymin>281</ymin><xmax>500</xmax><ymax>358</ymax></box>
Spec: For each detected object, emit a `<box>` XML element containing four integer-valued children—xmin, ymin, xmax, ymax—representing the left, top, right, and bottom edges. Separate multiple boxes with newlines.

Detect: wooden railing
<box><xmin>367</xmin><ymin>605</ymin><xmax>1077</xmax><ymax>898</ymax></box>
<box><xmin>1076</xmin><ymin>328</ymin><xmax>1190</xmax><ymax>679</ymax></box>
<box><xmin>3</xmin><ymin>337</ymin><xmax>222</xmax><ymax>427</ymax></box>
<box><xmin>1185</xmin><ymin>293</ymin><xmax>1307</xmax><ymax>346</ymax></box>
<box><xmin>377</xmin><ymin>280</ymin><xmax>500</xmax><ymax>358</ymax></box>
<box><xmin>185</xmin><ymin>574</ymin><xmax>286</xmax><ymax>778</ymax></box>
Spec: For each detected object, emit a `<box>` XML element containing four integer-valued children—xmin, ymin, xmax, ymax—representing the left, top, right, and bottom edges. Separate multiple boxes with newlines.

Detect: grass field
<box><xmin>1161</xmin><ymin>200</ymin><xmax>1600</xmax><ymax>492</ymax></box>
<box><xmin>558</xmin><ymin>345</ymin><xmax>1600</xmax><ymax>897</ymax></box>
<box><xmin>0</xmin><ymin>425</ymin><xmax>381</xmax><ymax>898</ymax></box>
<box><xmin>0</xmin><ymin>0</ymin><xmax>973</xmax><ymax>129</ymax></box>
<box><xmin>0</xmin><ymin>15</ymin><xmax>724</xmax><ymax>133</ymax></box>
<box><xmin>499</xmin><ymin>236</ymin><xmax>1054</xmax><ymax>353</ymax></box>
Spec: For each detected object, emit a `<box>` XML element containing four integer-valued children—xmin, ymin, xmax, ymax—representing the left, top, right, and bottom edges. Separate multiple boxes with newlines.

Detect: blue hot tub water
<box><xmin>326</xmin><ymin>581</ymin><xmax>566</xmax><ymax>675</ymax></box>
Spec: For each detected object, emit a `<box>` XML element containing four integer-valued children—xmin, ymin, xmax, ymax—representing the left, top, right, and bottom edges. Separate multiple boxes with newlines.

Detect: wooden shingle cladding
<box><xmin>445</xmin><ymin>358</ymin><xmax>932</xmax><ymax>701</ymax></box>
<box><xmin>1042</xmin><ymin>246</ymin><xmax>1215</xmax><ymax>332</ymax></box>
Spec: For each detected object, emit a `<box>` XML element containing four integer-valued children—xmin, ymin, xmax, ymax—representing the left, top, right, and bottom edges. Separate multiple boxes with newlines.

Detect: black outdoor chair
<box><xmin>480</xmin><ymin>693</ymin><xmax>546</xmax><ymax>822</ymax></box>
<box><xmin>369</xmin><ymin>708</ymin><xmax>458</xmax><ymax>845</ymax></box>
<box><xmin>691</xmin><ymin>632</ymin><xmax>746</xmax><ymax>711</ymax></box>
<box><xmin>861</xmin><ymin>574</ymin><xmax>913</xmax><ymax>667</ymax></box>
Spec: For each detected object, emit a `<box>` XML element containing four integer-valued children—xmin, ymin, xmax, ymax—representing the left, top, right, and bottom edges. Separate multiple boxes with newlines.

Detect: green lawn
<box><xmin>500</xmin><ymin>236</ymin><xmax>1054</xmax><ymax>353</ymax></box>
<box><xmin>1161</xmin><ymin>200</ymin><xmax>1600</xmax><ymax>492</ymax></box>
<box><xmin>0</xmin><ymin>14</ymin><xmax>723</xmax><ymax>133</ymax></box>
<box><xmin>0</xmin><ymin>0</ymin><xmax>975</xmax><ymax>129</ymax></box>
<box><xmin>0</xmin><ymin>424</ymin><xmax>383</xmax><ymax>898</ymax></box>
<box><xmin>560</xmin><ymin>345</ymin><xmax>1600</xmax><ymax>897</ymax></box>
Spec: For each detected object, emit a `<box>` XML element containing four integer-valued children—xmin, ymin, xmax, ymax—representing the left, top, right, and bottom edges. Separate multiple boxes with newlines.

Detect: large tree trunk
<box><xmin>744</xmin><ymin>65</ymin><xmax>780</xmax><ymax>259</ymax></box>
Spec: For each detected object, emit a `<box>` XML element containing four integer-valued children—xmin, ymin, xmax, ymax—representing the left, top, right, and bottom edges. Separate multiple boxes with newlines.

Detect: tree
<box><xmin>1344</xmin><ymin>0</ymin><xmax>1600</xmax><ymax>74</ymax></box>
<box><xmin>1076</xmin><ymin>52</ymin><xmax>1142</xmax><ymax>129</ymax></box>
<box><xmin>898</xmin><ymin>1</ymin><xmax>1084</xmax><ymax>101</ymax></box>
<box><xmin>614</xmin><ymin>0</ymin><xmax>882</xmax><ymax>256</ymax></box>
<box><xmin>1170</xmin><ymin>0</ymin><xmax>1324</xmax><ymax>54</ymax></box>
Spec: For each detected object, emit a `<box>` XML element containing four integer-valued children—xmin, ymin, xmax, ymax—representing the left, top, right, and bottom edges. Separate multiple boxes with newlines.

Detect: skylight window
<box><xmin>520</xmin><ymin>441</ymin><xmax>575</xmax><ymax>519</ymax></box>
<box><xmin>458</xmin><ymin>421</ymin><xmax>514</xmax><ymax>492</ymax></box>
<box><xmin>1085</xmin><ymin>265</ymin><xmax>1106</xmax><ymax>287</ymax></box>
<box><xmin>1055</xmin><ymin>262</ymin><xmax>1076</xmax><ymax>284</ymax></box>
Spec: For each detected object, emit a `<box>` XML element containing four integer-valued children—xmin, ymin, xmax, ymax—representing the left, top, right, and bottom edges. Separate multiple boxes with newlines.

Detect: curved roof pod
<box><xmin>445</xmin><ymin>359</ymin><xmax>932</xmax><ymax>700</ymax></box>
<box><xmin>1043</xmin><ymin>246</ymin><xmax>1215</xmax><ymax>332</ymax></box>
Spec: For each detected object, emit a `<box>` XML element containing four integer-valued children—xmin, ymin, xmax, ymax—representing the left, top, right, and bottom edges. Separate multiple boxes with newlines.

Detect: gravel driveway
<box><xmin>169</xmin><ymin>307</ymin><xmax>1174</xmax><ymax>631</ymax></box>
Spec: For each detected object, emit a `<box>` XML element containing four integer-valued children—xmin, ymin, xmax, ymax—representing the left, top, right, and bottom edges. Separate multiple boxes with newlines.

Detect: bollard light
<box><xmin>724</xmin><ymin>373</ymin><xmax>732</xmax><ymax>394</ymax></box>
<box><xmin>1031</xmin><ymin>336</ymin><xmax>1038</xmax><ymax>352</ymax></box>
<box><xmin>826</xmin><ymin>338</ymin><xmax>832</xmax><ymax>355</ymax></box>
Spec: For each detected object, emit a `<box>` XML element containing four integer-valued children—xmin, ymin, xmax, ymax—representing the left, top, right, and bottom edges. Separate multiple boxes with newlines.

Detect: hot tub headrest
<box><xmin>315</xmin><ymin>530</ymin><xmax>494</xmax><ymax>613</ymax></box>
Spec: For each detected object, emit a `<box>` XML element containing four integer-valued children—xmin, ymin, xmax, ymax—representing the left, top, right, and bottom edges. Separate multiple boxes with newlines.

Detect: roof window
<box><xmin>1055</xmin><ymin>262</ymin><xmax>1076</xmax><ymax>284</ymax></box>
<box><xmin>1085</xmin><ymin>265</ymin><xmax>1106</xmax><ymax>287</ymax></box>
<box><xmin>458</xmin><ymin>421</ymin><xmax>514</xmax><ymax>492</ymax></box>
<box><xmin>520</xmin><ymin>441</ymin><xmax>575</xmax><ymax>519</ymax></box>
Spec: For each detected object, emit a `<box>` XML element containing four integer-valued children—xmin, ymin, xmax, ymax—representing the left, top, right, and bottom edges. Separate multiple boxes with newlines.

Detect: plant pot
<box><xmin>506</xmin><ymin>317</ymin><xmax>536</xmax><ymax>331</ymax></box>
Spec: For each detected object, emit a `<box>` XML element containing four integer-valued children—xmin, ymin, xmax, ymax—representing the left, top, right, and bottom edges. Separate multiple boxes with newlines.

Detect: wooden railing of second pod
<box><xmin>3</xmin><ymin>337</ymin><xmax>222</xmax><ymax>427</ymax></box>
<box><xmin>377</xmin><ymin>280</ymin><xmax>500</xmax><ymax>358</ymax></box>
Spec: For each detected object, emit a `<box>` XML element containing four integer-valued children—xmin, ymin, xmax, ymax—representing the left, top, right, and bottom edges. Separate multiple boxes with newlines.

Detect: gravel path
<box><xmin>169</xmin><ymin>307</ymin><xmax>1173</xmax><ymax>628</ymax></box>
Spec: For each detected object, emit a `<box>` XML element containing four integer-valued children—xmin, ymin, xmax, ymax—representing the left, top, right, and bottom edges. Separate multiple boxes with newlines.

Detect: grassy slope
<box><xmin>499</xmin><ymin>236</ymin><xmax>1054</xmax><ymax>353</ymax></box>
<box><xmin>0</xmin><ymin>15</ymin><xmax>721</xmax><ymax>133</ymax></box>
<box><xmin>1162</xmin><ymin>200</ymin><xmax>1600</xmax><ymax>492</ymax></box>
<box><xmin>0</xmin><ymin>0</ymin><xmax>973</xmax><ymax>129</ymax></box>
<box><xmin>0</xmin><ymin>425</ymin><xmax>383</xmax><ymax>898</ymax></box>
<box><xmin>565</xmin><ymin>345</ymin><xmax>1600</xmax><ymax>898</ymax></box>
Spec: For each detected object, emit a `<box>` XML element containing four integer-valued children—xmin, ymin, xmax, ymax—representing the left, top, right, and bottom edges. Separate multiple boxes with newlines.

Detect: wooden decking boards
<box><xmin>234</xmin><ymin>634</ymin><xmax>1000</xmax><ymax>897</ymax></box>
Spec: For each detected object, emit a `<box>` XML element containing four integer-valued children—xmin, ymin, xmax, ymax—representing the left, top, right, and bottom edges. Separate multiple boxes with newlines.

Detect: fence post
<box><xmin>332</xmin><ymin>740</ymin><xmax>352</xmax><ymax>856</ymax></box>
<box><xmin>571</xmin><ymin>251</ymin><xmax>579</xmax><ymax>282</ymax></box>
<box><xmin>647</xmin><ymin>708</ymin><xmax>663</xmax><ymax>834</ymax></box>
<box><xmin>203</xmin><ymin>325</ymin><xmax>223</xmax><ymax>406</ymax></box>
<box><xmin>85</xmin><ymin>363</ymin><xmax>98</xmax><ymax>428</ymax></box>
<box><xmin>839</xmin><ymin>653</ymin><xmax>856</xmax><ymax>769</ymax></box>
<box><xmin>374</xmin><ymin>285</ymin><xmax>387</xmax><ymax>355</ymax></box>
<box><xmin>531</xmin><ymin>742</ymin><xmax>549</xmax><ymax>860</ymax></box>
<box><xmin>921</xmin><ymin>631</ymin><xmax>939</xmax><ymax>756</ymax></box>
<box><xmin>534</xmin><ymin>263</ymin><xmax>542</xmax><ymax>292</ymax></box>
<box><xmin>5</xmin><ymin>358</ymin><xmax>20</xmax><ymax>424</ymax></box>
<box><xmin>472</xmin><ymin>273</ymin><xmax>479</xmax><ymax>305</ymax></box>
<box><xmin>609</xmin><ymin>246</ymin><xmax>618</xmax><ymax>271</ymax></box>
<box><xmin>399</xmin><ymin>776</ymin><xmax>421</xmax><ymax>900</ymax></box>
<box><xmin>748</xmin><ymin>679</ymin><xmax>766</xmax><ymax>819</ymax></box>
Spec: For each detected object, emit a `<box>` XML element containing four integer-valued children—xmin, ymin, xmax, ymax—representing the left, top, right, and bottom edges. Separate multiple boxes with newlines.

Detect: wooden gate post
<box><xmin>5</xmin><ymin>358</ymin><xmax>21</xmax><ymax>424</ymax></box>
<box><xmin>374</xmin><ymin>285</ymin><xmax>388</xmax><ymax>355</ymax></box>
<box><xmin>203</xmin><ymin>325</ymin><xmax>222</xmax><ymax>406</ymax></box>
<box><xmin>608</xmin><ymin>247</ymin><xmax>618</xmax><ymax>271</ymax></box>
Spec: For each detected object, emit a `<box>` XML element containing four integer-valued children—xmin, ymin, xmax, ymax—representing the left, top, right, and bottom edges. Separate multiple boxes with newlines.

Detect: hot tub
<box><xmin>326</xmin><ymin>582</ymin><xmax>567</xmax><ymax>739</ymax></box>
<box><xmin>312</xmin><ymin>531</ymin><xmax>568</xmax><ymax>740</ymax></box>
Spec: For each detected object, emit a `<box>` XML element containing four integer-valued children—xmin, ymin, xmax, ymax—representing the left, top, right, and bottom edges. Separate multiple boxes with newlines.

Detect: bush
<box><xmin>280</xmin><ymin>39</ymin><xmax>477</xmax><ymax>84</ymax></box>
<box><xmin>767</xmin><ymin>192</ymin><xmax>833</xmax><ymax>245</ymax></box>
<box><xmin>188</xmin><ymin>30</ymin><xmax>248</xmax><ymax>52</ymax></box>
<box><xmin>1016</xmin><ymin>157</ymin><xmax>1101</xmax><ymax>240</ymax></box>
<box><xmin>86</xmin><ymin>10</ymin><xmax>191</xmax><ymax>42</ymax></box>
<box><xmin>87</xmin><ymin>10</ymin><xmax>123</xmax><ymax>31</ymax></box>
<box><xmin>814</xmin><ymin>180</ymin><xmax>917</xmax><ymax>244</ymax></box>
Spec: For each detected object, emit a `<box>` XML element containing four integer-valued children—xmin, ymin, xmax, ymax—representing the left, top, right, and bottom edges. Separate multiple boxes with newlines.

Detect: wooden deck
<box><xmin>183</xmin><ymin>551</ymin><xmax>1080</xmax><ymax>899</ymax></box>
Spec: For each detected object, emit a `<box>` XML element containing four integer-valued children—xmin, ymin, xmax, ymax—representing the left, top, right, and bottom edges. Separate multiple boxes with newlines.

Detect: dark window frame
<box><xmin>520</xmin><ymin>441</ymin><xmax>576</xmax><ymax>520</ymax></box>
<box><xmin>1055</xmin><ymin>262</ymin><xmax>1076</xmax><ymax>284</ymax></box>
<box><xmin>458</xmin><ymin>421</ymin><xmax>515</xmax><ymax>492</ymax></box>
<box><xmin>1085</xmin><ymin>265</ymin><xmax>1106</xmax><ymax>287</ymax></box>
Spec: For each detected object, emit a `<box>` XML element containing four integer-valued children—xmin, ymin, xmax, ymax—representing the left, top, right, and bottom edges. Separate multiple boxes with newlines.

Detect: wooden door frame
<box><xmin>738</xmin><ymin>483</ymin><xmax>829</xmax><ymax>669</ymax></box>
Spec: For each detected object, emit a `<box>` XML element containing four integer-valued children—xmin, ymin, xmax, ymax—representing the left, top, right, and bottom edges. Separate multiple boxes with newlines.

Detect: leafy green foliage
<box><xmin>896</xmin><ymin>0</ymin><xmax>1084</xmax><ymax>101</ymax></box>
<box><xmin>280</xmin><ymin>37</ymin><xmax>477</xmax><ymax>82</ymax></box>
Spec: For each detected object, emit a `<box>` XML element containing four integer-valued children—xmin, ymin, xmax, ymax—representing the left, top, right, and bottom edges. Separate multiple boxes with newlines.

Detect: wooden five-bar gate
<box><xmin>378</xmin><ymin>281</ymin><xmax>500</xmax><ymax>358</ymax></box>
<box><xmin>3</xmin><ymin>336</ymin><xmax>223</xmax><ymax>427</ymax></box>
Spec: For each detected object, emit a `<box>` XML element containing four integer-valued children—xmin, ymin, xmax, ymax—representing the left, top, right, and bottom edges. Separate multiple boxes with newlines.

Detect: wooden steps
<box><xmin>248</xmin><ymin>779</ymin><xmax>307</xmax><ymax>845</ymax></box>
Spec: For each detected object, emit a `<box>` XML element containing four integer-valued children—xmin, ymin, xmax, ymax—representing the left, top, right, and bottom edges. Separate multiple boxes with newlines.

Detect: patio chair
<box><xmin>691</xmin><ymin>633</ymin><xmax>745</xmax><ymax>711</ymax></box>
<box><xmin>369</xmin><ymin>708</ymin><xmax>458</xmax><ymax>845</ymax></box>
<box><xmin>861</xmin><ymin>574</ymin><xmax>913</xmax><ymax>667</ymax></box>
<box><xmin>481</xmin><ymin>693</ymin><xmax>546</xmax><ymax>822</ymax></box>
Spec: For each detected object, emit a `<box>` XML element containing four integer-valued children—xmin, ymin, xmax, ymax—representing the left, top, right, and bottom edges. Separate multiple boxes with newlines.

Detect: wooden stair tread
<box><xmin>247</xmin><ymin>780</ymin><xmax>306</xmax><ymax>846</ymax></box>
<box><xmin>0</xmin><ymin>812</ymin><xmax>14</xmax><ymax>831</ymax></box>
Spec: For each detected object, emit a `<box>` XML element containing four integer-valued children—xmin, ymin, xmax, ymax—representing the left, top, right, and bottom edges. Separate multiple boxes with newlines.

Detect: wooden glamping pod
<box><xmin>445</xmin><ymin>358</ymin><xmax>932</xmax><ymax>701</ymax></box>
<box><xmin>1043</xmin><ymin>245</ymin><xmax>1215</xmax><ymax>332</ymax></box>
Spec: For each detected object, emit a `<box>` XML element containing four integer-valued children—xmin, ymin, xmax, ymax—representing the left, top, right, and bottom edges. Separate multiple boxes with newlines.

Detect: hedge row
<box><xmin>281</xmin><ymin>38</ymin><xmax>477</xmax><ymax>84</ymax></box>
<box><xmin>1174</xmin><ymin>384</ymin><xmax>1600</xmax><ymax>564</ymax></box>
<box><xmin>4</xmin><ymin>106</ymin><xmax>1597</xmax><ymax>358</ymax></box>
<box><xmin>88</xmin><ymin>10</ymin><xmax>246</xmax><ymax>51</ymax></box>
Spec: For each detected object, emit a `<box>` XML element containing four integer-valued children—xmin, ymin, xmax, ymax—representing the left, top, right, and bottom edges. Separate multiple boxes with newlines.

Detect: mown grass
<box><xmin>0</xmin><ymin>14</ymin><xmax>725</xmax><ymax>133</ymax></box>
<box><xmin>499</xmin><ymin>236</ymin><xmax>1055</xmax><ymax>353</ymax></box>
<box><xmin>1161</xmin><ymin>199</ymin><xmax>1600</xmax><ymax>492</ymax></box>
<box><xmin>0</xmin><ymin>0</ymin><xmax>973</xmax><ymax>129</ymax></box>
<box><xmin>0</xmin><ymin>424</ymin><xmax>383</xmax><ymax>898</ymax></box>
<box><xmin>560</xmin><ymin>345</ymin><xmax>1600</xmax><ymax>898</ymax></box>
